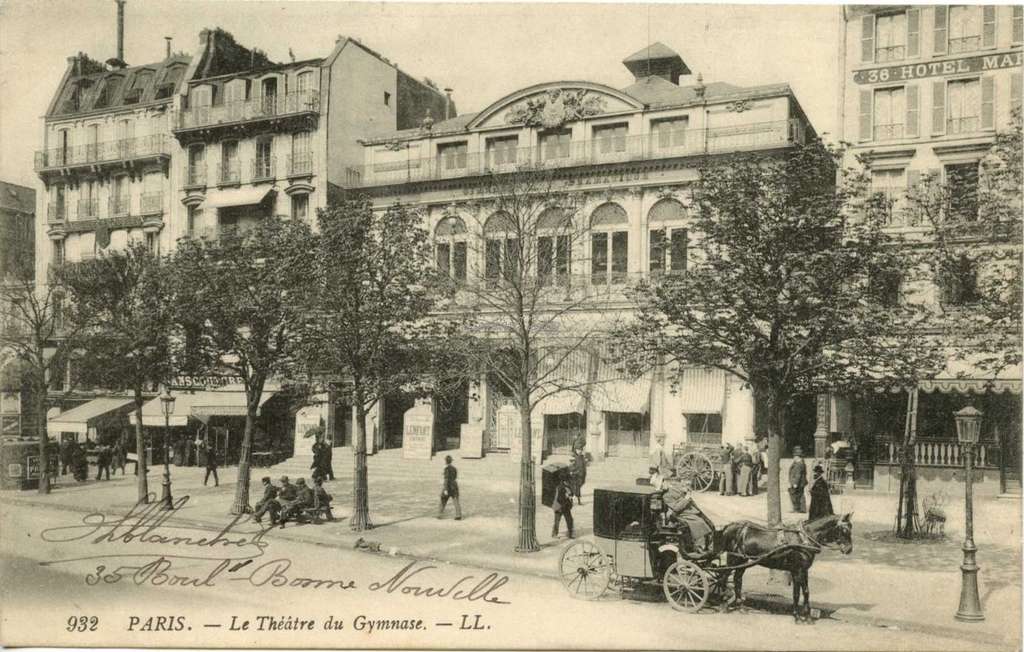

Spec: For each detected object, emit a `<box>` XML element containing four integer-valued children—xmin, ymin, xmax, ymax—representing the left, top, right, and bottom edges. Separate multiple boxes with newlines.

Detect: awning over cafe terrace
<box><xmin>49</xmin><ymin>397</ymin><xmax>135</xmax><ymax>435</ymax></box>
<box><xmin>918</xmin><ymin>354</ymin><xmax>1022</xmax><ymax>395</ymax></box>
<box><xmin>203</xmin><ymin>186</ymin><xmax>274</xmax><ymax>209</ymax></box>
<box><xmin>130</xmin><ymin>386</ymin><xmax>278</xmax><ymax>427</ymax></box>
<box><xmin>589</xmin><ymin>351</ymin><xmax>651</xmax><ymax>414</ymax></box>
<box><xmin>676</xmin><ymin>367</ymin><xmax>727</xmax><ymax>413</ymax></box>
<box><xmin>534</xmin><ymin>348</ymin><xmax>591</xmax><ymax>415</ymax></box>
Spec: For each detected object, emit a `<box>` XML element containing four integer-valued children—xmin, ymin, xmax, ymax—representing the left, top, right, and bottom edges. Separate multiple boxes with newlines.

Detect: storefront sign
<box><xmin>171</xmin><ymin>375</ymin><xmax>245</xmax><ymax>390</ymax></box>
<box><xmin>402</xmin><ymin>403</ymin><xmax>434</xmax><ymax>460</ymax></box>
<box><xmin>854</xmin><ymin>51</ymin><xmax>1023</xmax><ymax>85</ymax></box>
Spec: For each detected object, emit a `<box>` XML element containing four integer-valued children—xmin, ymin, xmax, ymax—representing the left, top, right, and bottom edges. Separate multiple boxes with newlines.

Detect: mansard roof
<box><xmin>45</xmin><ymin>54</ymin><xmax>192</xmax><ymax>119</ymax></box>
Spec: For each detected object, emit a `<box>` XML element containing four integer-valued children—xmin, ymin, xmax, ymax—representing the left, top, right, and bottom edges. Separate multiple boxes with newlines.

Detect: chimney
<box><xmin>116</xmin><ymin>0</ymin><xmax>126</xmax><ymax>62</ymax></box>
<box><xmin>164</xmin><ymin>36</ymin><xmax>172</xmax><ymax>58</ymax></box>
<box><xmin>443</xmin><ymin>87</ymin><xmax>453</xmax><ymax>120</ymax></box>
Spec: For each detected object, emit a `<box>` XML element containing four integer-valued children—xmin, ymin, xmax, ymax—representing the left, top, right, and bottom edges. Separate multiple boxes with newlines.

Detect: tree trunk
<box><xmin>516</xmin><ymin>389</ymin><xmax>539</xmax><ymax>552</ymax></box>
<box><xmin>36</xmin><ymin>375</ymin><xmax>50</xmax><ymax>495</ymax></box>
<box><xmin>763</xmin><ymin>395</ymin><xmax>785</xmax><ymax>525</ymax></box>
<box><xmin>133</xmin><ymin>387</ymin><xmax>148</xmax><ymax>503</ymax></box>
<box><xmin>896</xmin><ymin>387</ymin><xmax>920</xmax><ymax>538</ymax></box>
<box><xmin>351</xmin><ymin>385</ymin><xmax>372</xmax><ymax>531</ymax></box>
<box><xmin>230</xmin><ymin>401</ymin><xmax>257</xmax><ymax>515</ymax></box>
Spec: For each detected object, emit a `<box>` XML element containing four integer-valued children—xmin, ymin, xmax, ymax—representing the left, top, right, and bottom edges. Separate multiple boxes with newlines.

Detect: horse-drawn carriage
<box><xmin>558</xmin><ymin>484</ymin><xmax>854</xmax><ymax>619</ymax></box>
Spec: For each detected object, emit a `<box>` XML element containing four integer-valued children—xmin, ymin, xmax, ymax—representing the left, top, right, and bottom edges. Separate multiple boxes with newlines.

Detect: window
<box><xmin>483</xmin><ymin>212</ymin><xmax>518</xmax><ymax>286</ymax></box>
<box><xmin>948</xmin><ymin>6</ymin><xmax>982</xmax><ymax>53</ymax></box>
<box><xmin>486</xmin><ymin>136</ymin><xmax>519</xmax><ymax>168</ymax></box>
<box><xmin>116</xmin><ymin>119</ymin><xmax>135</xmax><ymax>158</ymax></box>
<box><xmin>291</xmin><ymin>132</ymin><xmax>312</xmax><ymax>175</ymax></box>
<box><xmin>540</xmin><ymin>129</ymin><xmax>571</xmax><ymax>160</ymax></box>
<box><xmin>537</xmin><ymin>208</ymin><xmax>572</xmax><ymax>287</ymax></box>
<box><xmin>53</xmin><ymin>240</ymin><xmax>65</xmax><ymax>266</ymax></box>
<box><xmin>111</xmin><ymin>176</ymin><xmax>129</xmax><ymax>216</ymax></box>
<box><xmin>155</xmin><ymin>65</ymin><xmax>183</xmax><ymax>100</ymax></box>
<box><xmin>291</xmin><ymin>194</ymin><xmax>309</xmax><ymax>221</ymax></box>
<box><xmin>946</xmin><ymin>162</ymin><xmax>979</xmax><ymax>221</ymax></box>
<box><xmin>93</xmin><ymin>75</ymin><xmax>122</xmax><ymax>109</ymax></box>
<box><xmin>86</xmin><ymin>124</ymin><xmax>100</xmax><ymax>162</ymax></box>
<box><xmin>187</xmin><ymin>145</ymin><xmax>206</xmax><ymax>185</ymax></box>
<box><xmin>685</xmin><ymin>413</ymin><xmax>723</xmax><ymax>441</ymax></box>
<box><xmin>593</xmin><ymin>123</ymin><xmax>627</xmax><ymax>156</ymax></box>
<box><xmin>938</xmin><ymin>254</ymin><xmax>980</xmax><ymax>306</ymax></box>
<box><xmin>947</xmin><ymin>79</ymin><xmax>981</xmax><ymax>134</ymax></box>
<box><xmin>255</xmin><ymin>138</ymin><xmax>274</xmax><ymax>180</ymax></box>
<box><xmin>59</xmin><ymin>81</ymin><xmax>84</xmax><ymax>113</ymax></box>
<box><xmin>589</xmin><ymin>203</ymin><xmax>629</xmax><ymax>285</ymax></box>
<box><xmin>124</xmin><ymin>70</ymin><xmax>152</xmax><ymax>104</ymax></box>
<box><xmin>187</xmin><ymin>205</ymin><xmax>202</xmax><ymax>236</ymax></box>
<box><xmin>438</xmin><ymin>142</ymin><xmax>468</xmax><ymax>171</ymax></box>
<box><xmin>651</xmin><ymin>117</ymin><xmax>689</xmax><ymax>150</ymax></box>
<box><xmin>873</xmin><ymin>88</ymin><xmax>905</xmax><ymax>140</ymax></box>
<box><xmin>145</xmin><ymin>232</ymin><xmax>159</xmax><ymax>256</ymax></box>
<box><xmin>871</xmin><ymin>168</ymin><xmax>905</xmax><ymax>224</ymax></box>
<box><xmin>57</xmin><ymin>129</ymin><xmax>71</xmax><ymax>166</ymax></box>
<box><xmin>220</xmin><ymin>141</ymin><xmax>239</xmax><ymax>183</ymax></box>
<box><xmin>875</xmin><ymin>13</ymin><xmax>907</xmax><ymax>62</ymax></box>
<box><xmin>53</xmin><ymin>294</ymin><xmax>65</xmax><ymax>334</ymax></box>
<box><xmin>384</xmin><ymin>91</ymin><xmax>391</xmax><ymax>107</ymax></box>
<box><xmin>435</xmin><ymin>216</ymin><xmax>468</xmax><ymax>284</ymax></box>
<box><xmin>648</xmin><ymin>199</ymin><xmax>688</xmax><ymax>276</ymax></box>
<box><xmin>296</xmin><ymin>71</ymin><xmax>314</xmax><ymax>95</ymax></box>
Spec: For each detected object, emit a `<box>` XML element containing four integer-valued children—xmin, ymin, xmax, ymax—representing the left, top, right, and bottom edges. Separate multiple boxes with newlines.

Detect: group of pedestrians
<box><xmin>253</xmin><ymin>474</ymin><xmax>334</xmax><ymax>527</ymax></box>
<box><xmin>59</xmin><ymin>438</ymin><xmax>127</xmax><ymax>482</ymax></box>
<box><xmin>718</xmin><ymin>437</ymin><xmax>767</xmax><ymax>497</ymax></box>
<box><xmin>788</xmin><ymin>446</ymin><xmax>835</xmax><ymax>519</ymax></box>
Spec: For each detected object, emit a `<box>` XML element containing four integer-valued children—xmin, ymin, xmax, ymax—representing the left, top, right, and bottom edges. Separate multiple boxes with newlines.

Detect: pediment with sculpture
<box><xmin>467</xmin><ymin>81</ymin><xmax>643</xmax><ymax>131</ymax></box>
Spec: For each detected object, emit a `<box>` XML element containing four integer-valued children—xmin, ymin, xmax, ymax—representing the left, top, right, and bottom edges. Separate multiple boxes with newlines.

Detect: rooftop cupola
<box><xmin>622</xmin><ymin>42</ymin><xmax>690</xmax><ymax>85</ymax></box>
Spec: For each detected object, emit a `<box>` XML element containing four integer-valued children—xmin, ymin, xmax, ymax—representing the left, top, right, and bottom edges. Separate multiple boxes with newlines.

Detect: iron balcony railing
<box><xmin>287</xmin><ymin>153</ymin><xmax>314</xmax><ymax>176</ymax></box>
<box><xmin>252</xmin><ymin>157</ymin><xmax>276</xmax><ymax>182</ymax></box>
<box><xmin>34</xmin><ymin>134</ymin><xmax>171</xmax><ymax>171</ymax></box>
<box><xmin>47</xmin><ymin>203</ymin><xmax>67</xmax><ymax>223</ymax></box>
<box><xmin>109</xmin><ymin>196</ymin><xmax>130</xmax><ymax>217</ymax></box>
<box><xmin>140</xmin><ymin>192</ymin><xmax>163</xmax><ymax>215</ymax></box>
<box><xmin>218</xmin><ymin>163</ymin><xmax>241</xmax><ymax>185</ymax></box>
<box><xmin>176</xmin><ymin>90</ymin><xmax>320</xmax><ymax>130</ymax></box>
<box><xmin>948</xmin><ymin>35</ymin><xmax>982</xmax><ymax>54</ymax></box>
<box><xmin>185</xmin><ymin>164</ymin><xmax>207</xmax><ymax>187</ymax></box>
<box><xmin>76</xmin><ymin>199</ymin><xmax>99</xmax><ymax>219</ymax></box>
<box><xmin>947</xmin><ymin>116</ymin><xmax>981</xmax><ymax>135</ymax></box>
<box><xmin>875</xmin><ymin>45</ymin><xmax>906</xmax><ymax>62</ymax></box>
<box><xmin>873</xmin><ymin>123</ymin><xmax>905</xmax><ymax>141</ymax></box>
<box><xmin>348</xmin><ymin>119</ymin><xmax>808</xmax><ymax>187</ymax></box>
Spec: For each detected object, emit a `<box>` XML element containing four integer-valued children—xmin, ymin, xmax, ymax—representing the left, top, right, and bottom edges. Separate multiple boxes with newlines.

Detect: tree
<box><xmin>297</xmin><ymin>197</ymin><xmax>454</xmax><ymax>531</ymax></box>
<box><xmin>59</xmin><ymin>241</ymin><xmax>177</xmax><ymax>504</ymax></box>
<box><xmin>615</xmin><ymin>141</ymin><xmax>944</xmax><ymax>525</ymax></box>
<box><xmin>171</xmin><ymin>218</ymin><xmax>315</xmax><ymax>515</ymax></box>
<box><xmin>445</xmin><ymin>167</ymin><xmax>621</xmax><ymax>552</ymax></box>
<box><xmin>0</xmin><ymin>253</ymin><xmax>78</xmax><ymax>494</ymax></box>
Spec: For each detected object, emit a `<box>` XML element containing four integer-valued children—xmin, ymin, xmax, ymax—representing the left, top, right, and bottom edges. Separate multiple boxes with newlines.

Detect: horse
<box><xmin>719</xmin><ymin>512</ymin><xmax>854</xmax><ymax>623</ymax></box>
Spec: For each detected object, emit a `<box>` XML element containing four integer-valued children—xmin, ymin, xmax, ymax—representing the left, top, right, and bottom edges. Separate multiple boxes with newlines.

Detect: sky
<box><xmin>0</xmin><ymin>0</ymin><xmax>841</xmax><ymax>189</ymax></box>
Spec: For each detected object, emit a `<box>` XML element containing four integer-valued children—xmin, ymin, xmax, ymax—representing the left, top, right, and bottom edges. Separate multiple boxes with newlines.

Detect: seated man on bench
<box><xmin>278</xmin><ymin>478</ymin><xmax>314</xmax><ymax>528</ymax></box>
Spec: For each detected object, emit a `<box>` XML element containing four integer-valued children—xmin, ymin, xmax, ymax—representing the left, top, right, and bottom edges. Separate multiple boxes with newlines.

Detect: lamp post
<box><xmin>159</xmin><ymin>386</ymin><xmax>176</xmax><ymax>510</ymax></box>
<box><xmin>954</xmin><ymin>405</ymin><xmax>984</xmax><ymax>622</ymax></box>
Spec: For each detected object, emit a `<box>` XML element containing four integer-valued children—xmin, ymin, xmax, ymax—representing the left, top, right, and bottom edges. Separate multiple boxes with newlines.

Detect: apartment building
<box><xmin>1</xmin><ymin>181</ymin><xmax>36</xmax><ymax>439</ymax></box>
<box><xmin>840</xmin><ymin>5</ymin><xmax>1022</xmax><ymax>495</ymax></box>
<box><xmin>348</xmin><ymin>43</ymin><xmax>819</xmax><ymax>461</ymax></box>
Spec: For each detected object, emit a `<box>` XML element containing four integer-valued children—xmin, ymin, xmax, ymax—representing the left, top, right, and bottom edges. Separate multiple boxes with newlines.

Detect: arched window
<box><xmin>647</xmin><ymin>198</ymin><xmax>688</xmax><ymax>276</ymax></box>
<box><xmin>483</xmin><ymin>212</ymin><xmax>518</xmax><ymax>286</ymax></box>
<box><xmin>435</xmin><ymin>215</ymin><xmax>468</xmax><ymax>283</ymax></box>
<box><xmin>536</xmin><ymin>207</ymin><xmax>572</xmax><ymax>287</ymax></box>
<box><xmin>590</xmin><ymin>202</ymin><xmax>629</xmax><ymax>285</ymax></box>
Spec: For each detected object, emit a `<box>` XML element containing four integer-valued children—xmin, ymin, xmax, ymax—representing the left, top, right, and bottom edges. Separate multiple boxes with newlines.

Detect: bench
<box><xmin>278</xmin><ymin>496</ymin><xmax>334</xmax><ymax>527</ymax></box>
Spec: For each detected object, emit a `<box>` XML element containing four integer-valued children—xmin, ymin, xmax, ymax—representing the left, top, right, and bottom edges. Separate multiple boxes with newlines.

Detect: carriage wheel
<box><xmin>663</xmin><ymin>560</ymin><xmax>710</xmax><ymax>612</ymax></box>
<box><xmin>677</xmin><ymin>452</ymin><xmax>715</xmax><ymax>492</ymax></box>
<box><xmin>558</xmin><ymin>540</ymin><xmax>611</xmax><ymax>600</ymax></box>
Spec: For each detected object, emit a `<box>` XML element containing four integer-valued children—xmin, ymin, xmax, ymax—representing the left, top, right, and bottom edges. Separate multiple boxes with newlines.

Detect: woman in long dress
<box><xmin>808</xmin><ymin>462</ymin><xmax>834</xmax><ymax>520</ymax></box>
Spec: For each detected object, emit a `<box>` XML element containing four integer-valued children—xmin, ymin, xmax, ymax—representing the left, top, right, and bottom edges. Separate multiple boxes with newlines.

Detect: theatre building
<box><xmin>838</xmin><ymin>5</ymin><xmax>1022</xmax><ymax>495</ymax></box>
<box><xmin>346</xmin><ymin>43</ymin><xmax>819</xmax><ymax>461</ymax></box>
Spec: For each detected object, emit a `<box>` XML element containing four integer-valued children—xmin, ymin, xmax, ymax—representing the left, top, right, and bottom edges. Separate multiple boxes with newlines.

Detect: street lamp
<box><xmin>159</xmin><ymin>386</ymin><xmax>176</xmax><ymax>510</ymax></box>
<box><xmin>954</xmin><ymin>405</ymin><xmax>984</xmax><ymax>622</ymax></box>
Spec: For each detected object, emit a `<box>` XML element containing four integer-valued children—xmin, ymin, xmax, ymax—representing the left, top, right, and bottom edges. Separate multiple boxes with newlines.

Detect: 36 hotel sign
<box><xmin>854</xmin><ymin>52</ymin><xmax>1022</xmax><ymax>85</ymax></box>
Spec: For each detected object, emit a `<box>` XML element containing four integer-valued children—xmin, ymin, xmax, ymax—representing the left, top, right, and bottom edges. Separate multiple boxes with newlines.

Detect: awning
<box><xmin>204</xmin><ymin>187</ymin><xmax>274</xmax><ymax>209</ymax></box>
<box><xmin>919</xmin><ymin>354</ymin><xmax>1022</xmax><ymax>394</ymax></box>
<box><xmin>129</xmin><ymin>386</ymin><xmax>277</xmax><ymax>427</ymax></box>
<box><xmin>676</xmin><ymin>367</ymin><xmax>726</xmax><ymax>413</ymax></box>
<box><xmin>589</xmin><ymin>352</ymin><xmax>651</xmax><ymax>413</ymax></box>
<box><xmin>534</xmin><ymin>348</ymin><xmax>591</xmax><ymax>415</ymax></box>
<box><xmin>49</xmin><ymin>397</ymin><xmax>135</xmax><ymax>435</ymax></box>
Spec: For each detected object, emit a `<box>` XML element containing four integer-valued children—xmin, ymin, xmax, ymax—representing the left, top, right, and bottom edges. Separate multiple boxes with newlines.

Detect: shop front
<box><xmin>48</xmin><ymin>396</ymin><xmax>136</xmax><ymax>446</ymax></box>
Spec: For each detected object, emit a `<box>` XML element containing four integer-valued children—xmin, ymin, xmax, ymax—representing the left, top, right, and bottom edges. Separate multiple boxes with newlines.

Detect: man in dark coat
<box><xmin>279</xmin><ymin>478</ymin><xmax>314</xmax><ymax>527</ymax></box>
<box><xmin>253</xmin><ymin>476</ymin><xmax>280</xmax><ymax>525</ymax></box>
<box><xmin>551</xmin><ymin>474</ymin><xmax>574</xmax><ymax>539</ymax></box>
<box><xmin>737</xmin><ymin>445</ymin><xmax>753</xmax><ymax>496</ymax></box>
<box><xmin>438</xmin><ymin>455</ymin><xmax>462</xmax><ymax>519</ymax></box>
<box><xmin>203</xmin><ymin>440</ymin><xmax>219</xmax><ymax>487</ymax></box>
<box><xmin>788</xmin><ymin>446</ymin><xmax>808</xmax><ymax>513</ymax></box>
<box><xmin>60</xmin><ymin>439</ymin><xmax>74</xmax><ymax>475</ymax></box>
<box><xmin>95</xmin><ymin>445</ymin><xmax>112</xmax><ymax>481</ymax></box>
<box><xmin>718</xmin><ymin>444</ymin><xmax>734</xmax><ymax>495</ymax></box>
<box><xmin>808</xmin><ymin>462</ymin><xmax>834</xmax><ymax>520</ymax></box>
<box><xmin>569</xmin><ymin>445</ymin><xmax>588</xmax><ymax>505</ymax></box>
<box><xmin>730</xmin><ymin>443</ymin><xmax>745</xmax><ymax>496</ymax></box>
<box><xmin>313</xmin><ymin>477</ymin><xmax>334</xmax><ymax>521</ymax></box>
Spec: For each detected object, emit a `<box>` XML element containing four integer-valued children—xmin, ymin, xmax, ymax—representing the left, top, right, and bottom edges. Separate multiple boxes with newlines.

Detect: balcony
<box><xmin>184</xmin><ymin>164</ymin><xmax>207</xmax><ymax>189</ymax></box>
<box><xmin>948</xmin><ymin>35</ymin><xmax>982</xmax><ymax>54</ymax></box>
<box><xmin>217</xmin><ymin>163</ymin><xmax>241</xmax><ymax>186</ymax></box>
<box><xmin>876</xmin><ymin>437</ymin><xmax>1000</xmax><ymax>469</ymax></box>
<box><xmin>173</xmin><ymin>91</ymin><xmax>320</xmax><ymax>142</ymax></box>
<box><xmin>34</xmin><ymin>135</ymin><xmax>171</xmax><ymax>176</ymax></box>
<box><xmin>77</xmin><ymin>199</ymin><xmax>99</xmax><ymax>219</ymax></box>
<box><xmin>347</xmin><ymin>119</ymin><xmax>808</xmax><ymax>188</ymax></box>
<box><xmin>873</xmin><ymin>123</ymin><xmax>905</xmax><ymax>141</ymax></box>
<box><xmin>47</xmin><ymin>203</ymin><xmax>68</xmax><ymax>223</ymax></box>
<box><xmin>947</xmin><ymin>116</ymin><xmax>981</xmax><ymax>135</ymax></box>
<box><xmin>109</xmin><ymin>196</ymin><xmax>130</xmax><ymax>218</ymax></box>
<box><xmin>287</xmin><ymin>153</ymin><xmax>314</xmax><ymax>177</ymax></box>
<box><xmin>875</xmin><ymin>45</ymin><xmax>906</xmax><ymax>63</ymax></box>
<box><xmin>252</xmin><ymin>157</ymin><xmax>276</xmax><ymax>182</ymax></box>
<box><xmin>437</xmin><ymin>271</ymin><xmax>659</xmax><ymax>311</ymax></box>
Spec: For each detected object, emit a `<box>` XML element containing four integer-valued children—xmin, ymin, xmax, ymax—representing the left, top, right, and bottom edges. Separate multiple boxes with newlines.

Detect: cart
<box><xmin>671</xmin><ymin>434</ymin><xmax>721</xmax><ymax>492</ymax></box>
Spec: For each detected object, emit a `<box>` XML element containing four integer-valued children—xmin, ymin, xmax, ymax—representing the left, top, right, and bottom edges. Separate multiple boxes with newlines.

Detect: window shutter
<box><xmin>859</xmin><ymin>89</ymin><xmax>873</xmax><ymax>141</ymax></box>
<box><xmin>861</xmin><ymin>14</ymin><xmax>876</xmax><ymax>63</ymax></box>
<box><xmin>932</xmin><ymin>80</ymin><xmax>946</xmax><ymax>135</ymax></box>
<box><xmin>1014</xmin><ymin>6</ymin><xmax>1023</xmax><ymax>44</ymax></box>
<box><xmin>981</xmin><ymin>76</ymin><xmax>995</xmax><ymax>130</ymax></box>
<box><xmin>982</xmin><ymin>6</ymin><xmax>997</xmax><ymax>48</ymax></box>
<box><xmin>906</xmin><ymin>84</ymin><xmax>920</xmax><ymax>138</ymax></box>
<box><xmin>905</xmin><ymin>169</ymin><xmax>922</xmax><ymax>226</ymax></box>
<box><xmin>906</xmin><ymin>9</ymin><xmax>921</xmax><ymax>57</ymax></box>
<box><xmin>934</xmin><ymin>6</ymin><xmax>948</xmax><ymax>55</ymax></box>
<box><xmin>1011</xmin><ymin>72</ymin><xmax>1022</xmax><ymax>115</ymax></box>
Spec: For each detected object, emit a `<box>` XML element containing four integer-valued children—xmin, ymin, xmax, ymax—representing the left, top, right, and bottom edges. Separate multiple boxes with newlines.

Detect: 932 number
<box><xmin>66</xmin><ymin>616</ymin><xmax>98</xmax><ymax>632</ymax></box>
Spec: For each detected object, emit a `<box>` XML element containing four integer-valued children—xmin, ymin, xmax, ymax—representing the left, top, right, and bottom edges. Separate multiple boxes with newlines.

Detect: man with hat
<box><xmin>788</xmin><ymin>446</ymin><xmax>808</xmax><ymax>513</ymax></box>
<box><xmin>279</xmin><ymin>478</ymin><xmax>314</xmax><ymax>527</ymax></box>
<box><xmin>253</xmin><ymin>476</ymin><xmax>280</xmax><ymax>525</ymax></box>
<box><xmin>649</xmin><ymin>432</ymin><xmax>673</xmax><ymax>479</ymax></box>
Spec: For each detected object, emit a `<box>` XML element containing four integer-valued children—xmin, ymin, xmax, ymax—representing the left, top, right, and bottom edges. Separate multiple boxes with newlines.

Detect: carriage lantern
<box><xmin>159</xmin><ymin>386</ymin><xmax>176</xmax><ymax>511</ymax></box>
<box><xmin>953</xmin><ymin>405</ymin><xmax>984</xmax><ymax>622</ymax></box>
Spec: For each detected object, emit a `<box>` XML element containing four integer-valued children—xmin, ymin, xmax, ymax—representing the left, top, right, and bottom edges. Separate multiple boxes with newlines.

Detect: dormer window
<box><xmin>124</xmin><ymin>69</ymin><xmax>153</xmax><ymax>104</ymax></box>
<box><xmin>154</xmin><ymin>65</ymin><xmax>184</xmax><ymax>100</ymax></box>
<box><xmin>93</xmin><ymin>75</ymin><xmax>123</xmax><ymax>109</ymax></box>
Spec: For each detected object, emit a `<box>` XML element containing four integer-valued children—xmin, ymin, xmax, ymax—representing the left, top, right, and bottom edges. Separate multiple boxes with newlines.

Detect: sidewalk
<box><xmin>4</xmin><ymin>454</ymin><xmax>1021</xmax><ymax>649</ymax></box>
